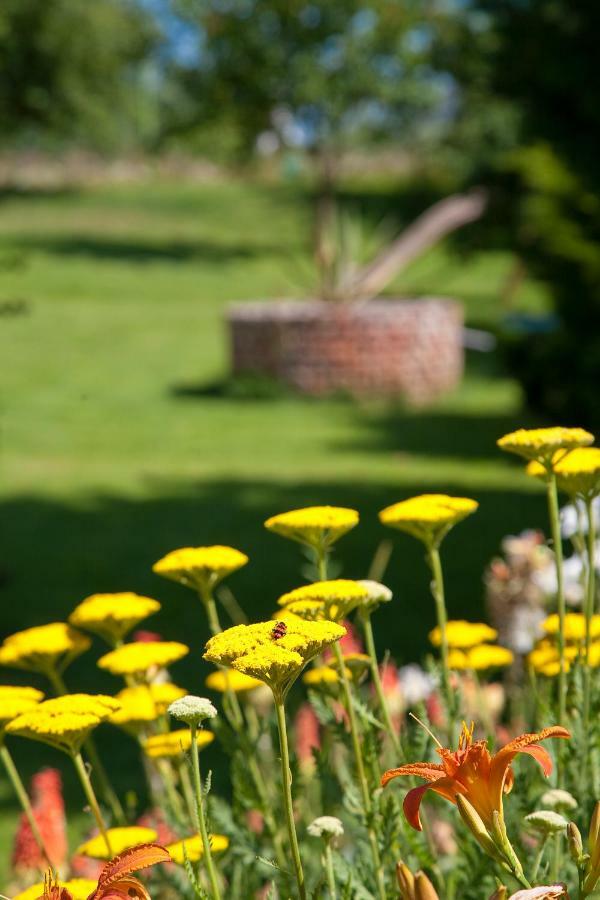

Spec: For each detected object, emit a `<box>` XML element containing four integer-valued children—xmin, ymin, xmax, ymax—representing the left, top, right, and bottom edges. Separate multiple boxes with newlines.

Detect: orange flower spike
<box><xmin>381</xmin><ymin>723</ymin><xmax>570</xmax><ymax>831</ymax></box>
<box><xmin>87</xmin><ymin>843</ymin><xmax>171</xmax><ymax>899</ymax></box>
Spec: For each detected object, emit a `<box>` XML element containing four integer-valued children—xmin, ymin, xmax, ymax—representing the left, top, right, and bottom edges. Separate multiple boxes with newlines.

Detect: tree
<box><xmin>0</xmin><ymin>0</ymin><xmax>158</xmax><ymax>151</ymax></box>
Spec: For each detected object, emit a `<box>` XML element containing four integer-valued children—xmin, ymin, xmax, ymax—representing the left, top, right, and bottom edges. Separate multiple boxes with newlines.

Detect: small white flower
<box><xmin>524</xmin><ymin>810</ymin><xmax>569</xmax><ymax>835</ymax></box>
<box><xmin>357</xmin><ymin>580</ymin><xmax>393</xmax><ymax>608</ymax></box>
<box><xmin>168</xmin><ymin>695</ymin><xmax>217</xmax><ymax>726</ymax></box>
<box><xmin>307</xmin><ymin>816</ymin><xmax>344</xmax><ymax>839</ymax></box>
<box><xmin>398</xmin><ymin>664</ymin><xmax>435</xmax><ymax>705</ymax></box>
<box><xmin>540</xmin><ymin>788</ymin><xmax>578</xmax><ymax>812</ymax></box>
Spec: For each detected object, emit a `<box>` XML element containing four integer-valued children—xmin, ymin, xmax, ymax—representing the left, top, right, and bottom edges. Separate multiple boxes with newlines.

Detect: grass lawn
<box><xmin>0</xmin><ymin>175</ymin><xmax>550</xmax><ymax>883</ymax></box>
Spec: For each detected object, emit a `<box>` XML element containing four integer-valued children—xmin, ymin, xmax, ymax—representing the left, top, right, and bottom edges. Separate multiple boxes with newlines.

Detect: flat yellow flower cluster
<box><xmin>264</xmin><ymin>505</ymin><xmax>359</xmax><ymax>547</ymax></box>
<box><xmin>13</xmin><ymin>879</ymin><xmax>97</xmax><ymax>900</ymax></box>
<box><xmin>98</xmin><ymin>640</ymin><xmax>189</xmax><ymax>676</ymax></box>
<box><xmin>379</xmin><ymin>494</ymin><xmax>478</xmax><ymax>546</ymax></box>
<box><xmin>278</xmin><ymin>579</ymin><xmax>368</xmax><ymax>622</ymax></box>
<box><xmin>167</xmin><ymin>833</ymin><xmax>229</xmax><ymax>864</ymax></box>
<box><xmin>543</xmin><ymin>613</ymin><xmax>600</xmax><ymax>642</ymax></box>
<box><xmin>429</xmin><ymin>620</ymin><xmax>498</xmax><ymax>649</ymax></box>
<box><xmin>0</xmin><ymin>622</ymin><xmax>90</xmax><ymax>673</ymax></box>
<box><xmin>303</xmin><ymin>665</ymin><xmax>342</xmax><ymax>686</ymax></box>
<box><xmin>109</xmin><ymin>682</ymin><xmax>187</xmax><ymax>729</ymax></box>
<box><xmin>69</xmin><ymin>592</ymin><xmax>161</xmax><ymax>644</ymax></box>
<box><xmin>205</xmin><ymin>669</ymin><xmax>263</xmax><ymax>693</ymax></box>
<box><xmin>529</xmin><ymin>615</ymin><xmax>600</xmax><ymax>675</ymax></box>
<box><xmin>144</xmin><ymin>728</ymin><xmax>214</xmax><ymax>759</ymax></box>
<box><xmin>0</xmin><ymin>685</ymin><xmax>44</xmax><ymax>729</ymax></box>
<box><xmin>76</xmin><ymin>825</ymin><xmax>157</xmax><ymax>859</ymax></box>
<box><xmin>6</xmin><ymin>693</ymin><xmax>120</xmax><ymax>754</ymax></box>
<box><xmin>153</xmin><ymin>545</ymin><xmax>248</xmax><ymax>591</ymax></box>
<box><xmin>448</xmin><ymin>644</ymin><xmax>514</xmax><ymax>672</ymax></box>
<box><xmin>527</xmin><ymin>447</ymin><xmax>600</xmax><ymax>498</ymax></box>
<box><xmin>204</xmin><ymin>618</ymin><xmax>345</xmax><ymax>695</ymax></box>
<box><xmin>497</xmin><ymin>426</ymin><xmax>594</xmax><ymax>463</ymax></box>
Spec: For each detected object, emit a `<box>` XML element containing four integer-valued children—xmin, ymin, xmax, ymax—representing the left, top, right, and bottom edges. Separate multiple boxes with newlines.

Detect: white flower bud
<box><xmin>307</xmin><ymin>816</ymin><xmax>344</xmax><ymax>839</ymax></box>
<box><xmin>168</xmin><ymin>695</ymin><xmax>217</xmax><ymax>726</ymax></box>
<box><xmin>524</xmin><ymin>810</ymin><xmax>569</xmax><ymax>835</ymax></box>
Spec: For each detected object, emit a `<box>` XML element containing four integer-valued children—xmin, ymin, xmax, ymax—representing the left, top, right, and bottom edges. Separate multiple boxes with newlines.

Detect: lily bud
<box><xmin>414</xmin><ymin>871</ymin><xmax>440</xmax><ymax>900</ymax></box>
<box><xmin>456</xmin><ymin>794</ymin><xmax>503</xmax><ymax>861</ymax></box>
<box><xmin>588</xmin><ymin>800</ymin><xmax>600</xmax><ymax>856</ymax></box>
<box><xmin>488</xmin><ymin>887</ymin><xmax>507</xmax><ymax>900</ymax></box>
<box><xmin>568</xmin><ymin>822</ymin><xmax>584</xmax><ymax>864</ymax></box>
<box><xmin>396</xmin><ymin>861</ymin><xmax>416</xmax><ymax>899</ymax></box>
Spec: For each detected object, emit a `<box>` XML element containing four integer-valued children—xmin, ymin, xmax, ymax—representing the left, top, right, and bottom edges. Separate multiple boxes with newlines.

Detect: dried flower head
<box><xmin>0</xmin><ymin>623</ymin><xmax>90</xmax><ymax>676</ymax></box>
<box><xmin>540</xmin><ymin>789</ymin><xmax>578</xmax><ymax>812</ymax></box>
<box><xmin>76</xmin><ymin>826</ymin><xmax>158</xmax><ymax>860</ymax></box>
<box><xmin>98</xmin><ymin>641</ymin><xmax>189</xmax><ymax>677</ymax></box>
<box><xmin>153</xmin><ymin>545</ymin><xmax>248</xmax><ymax>593</ymax></box>
<box><xmin>524</xmin><ymin>810</ymin><xmax>569</xmax><ymax>835</ymax></box>
<box><xmin>143</xmin><ymin>728</ymin><xmax>214</xmax><ymax>759</ymax></box>
<box><xmin>69</xmin><ymin>593</ymin><xmax>161</xmax><ymax>645</ymax></box>
<box><xmin>498</xmin><ymin>427</ymin><xmax>593</xmax><ymax>466</ymax></box>
<box><xmin>168</xmin><ymin>695</ymin><xmax>217</xmax><ymax>726</ymax></box>
<box><xmin>205</xmin><ymin>669</ymin><xmax>263</xmax><ymax>693</ymax></box>
<box><xmin>307</xmin><ymin>815</ymin><xmax>344</xmax><ymax>839</ymax></box>
<box><xmin>277</xmin><ymin>580</ymin><xmax>368</xmax><ymax>622</ymax></box>
<box><xmin>264</xmin><ymin>505</ymin><xmax>359</xmax><ymax>549</ymax></box>
<box><xmin>204</xmin><ymin>618</ymin><xmax>346</xmax><ymax>699</ymax></box>
<box><xmin>379</xmin><ymin>494</ymin><xmax>478</xmax><ymax>547</ymax></box>
<box><xmin>166</xmin><ymin>833</ymin><xmax>229</xmax><ymax>864</ymax></box>
<box><xmin>429</xmin><ymin>620</ymin><xmax>498</xmax><ymax>649</ymax></box>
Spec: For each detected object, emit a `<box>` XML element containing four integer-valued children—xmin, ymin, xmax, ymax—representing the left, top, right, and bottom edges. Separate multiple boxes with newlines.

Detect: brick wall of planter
<box><xmin>227</xmin><ymin>298</ymin><xmax>463</xmax><ymax>403</ymax></box>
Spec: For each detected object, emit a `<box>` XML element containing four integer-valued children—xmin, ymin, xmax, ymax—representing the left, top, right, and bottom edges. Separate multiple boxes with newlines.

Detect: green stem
<box><xmin>200</xmin><ymin>586</ymin><xmax>223</xmax><ymax>637</ymax></box>
<box><xmin>361</xmin><ymin>610</ymin><xmax>403</xmax><ymax>758</ymax></box>
<box><xmin>0</xmin><ymin>743</ymin><xmax>52</xmax><ymax>870</ymax></box>
<box><xmin>275</xmin><ymin>698</ymin><xmax>306</xmax><ymax>900</ymax></box>
<box><xmin>178</xmin><ymin>758</ymin><xmax>199</xmax><ymax>827</ymax></box>
<box><xmin>157</xmin><ymin>758</ymin><xmax>186</xmax><ymax>824</ymax></box>
<box><xmin>324</xmin><ymin>841</ymin><xmax>337</xmax><ymax>900</ymax></box>
<box><xmin>190</xmin><ymin>724</ymin><xmax>221</xmax><ymax>900</ymax></box>
<box><xmin>582</xmin><ymin>495</ymin><xmax>596</xmax><ymax>786</ymax></box>
<box><xmin>47</xmin><ymin>667</ymin><xmax>125</xmax><ymax>824</ymax></box>
<box><xmin>546</xmin><ymin>474</ymin><xmax>567</xmax><ymax>777</ymax></box>
<box><xmin>72</xmin><ymin>751</ymin><xmax>113</xmax><ymax>857</ymax></box>
<box><xmin>316</xmin><ymin>541</ymin><xmax>328</xmax><ymax>581</ymax></box>
<box><xmin>427</xmin><ymin>545</ymin><xmax>455</xmax><ymax>743</ymax></box>
<box><xmin>530</xmin><ymin>832</ymin><xmax>549</xmax><ymax>882</ymax></box>
<box><xmin>333</xmin><ymin>641</ymin><xmax>386</xmax><ymax>900</ymax></box>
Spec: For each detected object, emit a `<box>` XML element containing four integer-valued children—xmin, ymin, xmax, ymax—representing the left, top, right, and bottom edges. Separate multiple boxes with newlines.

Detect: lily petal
<box><xmin>381</xmin><ymin>761</ymin><xmax>445</xmax><ymax>787</ymax></box>
<box><xmin>403</xmin><ymin>776</ymin><xmax>460</xmax><ymax>830</ymax></box>
<box><xmin>491</xmin><ymin>727</ymin><xmax>570</xmax><ymax>785</ymax></box>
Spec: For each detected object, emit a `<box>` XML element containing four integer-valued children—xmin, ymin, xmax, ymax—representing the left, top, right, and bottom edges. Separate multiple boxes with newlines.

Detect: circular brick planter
<box><xmin>227</xmin><ymin>298</ymin><xmax>464</xmax><ymax>403</ymax></box>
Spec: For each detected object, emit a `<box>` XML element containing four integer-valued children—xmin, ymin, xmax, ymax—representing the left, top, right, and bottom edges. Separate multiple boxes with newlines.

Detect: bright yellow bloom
<box><xmin>143</xmin><ymin>728</ymin><xmax>214</xmax><ymax>759</ymax></box>
<box><xmin>76</xmin><ymin>825</ymin><xmax>158</xmax><ymax>859</ymax></box>
<box><xmin>167</xmin><ymin>833</ymin><xmax>229</xmax><ymax>864</ymax></box>
<box><xmin>0</xmin><ymin>686</ymin><xmax>44</xmax><ymax>730</ymax></box>
<box><xmin>205</xmin><ymin>670</ymin><xmax>263</xmax><ymax>693</ymax></box>
<box><xmin>41</xmin><ymin>693</ymin><xmax>121</xmax><ymax>717</ymax></box>
<box><xmin>13</xmin><ymin>879</ymin><xmax>97</xmax><ymax>900</ymax></box>
<box><xmin>110</xmin><ymin>686</ymin><xmax>158</xmax><ymax>729</ymax></box>
<box><xmin>497</xmin><ymin>427</ymin><xmax>593</xmax><ymax>465</ymax></box>
<box><xmin>98</xmin><ymin>641</ymin><xmax>189</xmax><ymax>677</ymax></box>
<box><xmin>303</xmin><ymin>666</ymin><xmax>342</xmax><ymax>686</ymax></box>
<box><xmin>204</xmin><ymin>618</ymin><xmax>346</xmax><ymax>698</ymax></box>
<box><xmin>69</xmin><ymin>592</ymin><xmax>161</xmax><ymax>644</ymax></box>
<box><xmin>538</xmin><ymin>660</ymin><xmax>572</xmax><ymax>678</ymax></box>
<box><xmin>542</xmin><ymin>613</ymin><xmax>600</xmax><ymax>642</ymax></box>
<box><xmin>330</xmin><ymin>652</ymin><xmax>372</xmax><ymax>679</ymax></box>
<box><xmin>528</xmin><ymin>641</ymin><xmax>580</xmax><ymax>672</ymax></box>
<box><xmin>277</xmin><ymin>579</ymin><xmax>368</xmax><ymax>622</ymax></box>
<box><xmin>379</xmin><ymin>494</ymin><xmax>478</xmax><ymax>547</ymax></box>
<box><xmin>429</xmin><ymin>620</ymin><xmax>498</xmax><ymax>649</ymax></box>
<box><xmin>150</xmin><ymin>682</ymin><xmax>187</xmax><ymax>713</ymax></box>
<box><xmin>527</xmin><ymin>448</ymin><xmax>600</xmax><ymax>498</ymax></box>
<box><xmin>153</xmin><ymin>545</ymin><xmax>248</xmax><ymax>593</ymax></box>
<box><xmin>448</xmin><ymin>645</ymin><xmax>514</xmax><ymax>671</ymax></box>
<box><xmin>7</xmin><ymin>710</ymin><xmax>103</xmax><ymax>754</ymax></box>
<box><xmin>264</xmin><ymin>505</ymin><xmax>359</xmax><ymax>548</ymax></box>
<box><xmin>0</xmin><ymin>623</ymin><xmax>90</xmax><ymax>675</ymax></box>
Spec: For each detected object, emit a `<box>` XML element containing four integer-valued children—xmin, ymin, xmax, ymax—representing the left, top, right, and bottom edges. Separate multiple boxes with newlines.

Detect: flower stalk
<box><xmin>275</xmin><ymin>696</ymin><xmax>307</xmax><ymax>900</ymax></box>
<box><xmin>359</xmin><ymin>607</ymin><xmax>403</xmax><ymax>758</ymax></box>
<box><xmin>426</xmin><ymin>544</ymin><xmax>456</xmax><ymax>742</ymax></box>
<box><xmin>71</xmin><ymin>750</ymin><xmax>113</xmax><ymax>858</ymax></box>
<box><xmin>190</xmin><ymin>722</ymin><xmax>222</xmax><ymax>900</ymax></box>
<box><xmin>0</xmin><ymin>743</ymin><xmax>52</xmax><ymax>870</ymax></box>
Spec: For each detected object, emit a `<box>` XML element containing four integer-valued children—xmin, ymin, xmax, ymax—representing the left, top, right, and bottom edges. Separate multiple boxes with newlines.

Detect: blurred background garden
<box><xmin>1</xmin><ymin>0</ymin><xmax>599</xmax><ymax>882</ymax></box>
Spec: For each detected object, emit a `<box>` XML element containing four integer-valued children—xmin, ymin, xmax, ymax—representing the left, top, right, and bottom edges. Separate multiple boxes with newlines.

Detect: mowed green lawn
<box><xmin>0</xmin><ymin>176</ymin><xmax>550</xmax><ymax>882</ymax></box>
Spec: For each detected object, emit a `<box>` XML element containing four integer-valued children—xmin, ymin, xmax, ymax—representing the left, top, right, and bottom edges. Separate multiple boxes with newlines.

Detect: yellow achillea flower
<box><xmin>303</xmin><ymin>665</ymin><xmax>342</xmax><ymax>686</ymax></box>
<box><xmin>497</xmin><ymin>426</ymin><xmax>593</xmax><ymax>465</ymax></box>
<box><xmin>379</xmin><ymin>494</ymin><xmax>478</xmax><ymax>547</ymax></box>
<box><xmin>69</xmin><ymin>592</ymin><xmax>161</xmax><ymax>645</ymax></box>
<box><xmin>153</xmin><ymin>545</ymin><xmax>248</xmax><ymax>593</ymax></box>
<box><xmin>0</xmin><ymin>686</ymin><xmax>44</xmax><ymax>732</ymax></box>
<box><xmin>329</xmin><ymin>652</ymin><xmax>372</xmax><ymax>679</ymax></box>
<box><xmin>429</xmin><ymin>620</ymin><xmax>498</xmax><ymax>649</ymax></box>
<box><xmin>143</xmin><ymin>728</ymin><xmax>214</xmax><ymax>759</ymax></box>
<box><xmin>205</xmin><ymin>669</ymin><xmax>263</xmax><ymax>693</ymax></box>
<box><xmin>264</xmin><ymin>505</ymin><xmax>359</xmax><ymax>549</ymax></box>
<box><xmin>13</xmin><ymin>879</ymin><xmax>97</xmax><ymax>900</ymax></box>
<box><xmin>98</xmin><ymin>641</ymin><xmax>189</xmax><ymax>677</ymax></box>
<box><xmin>448</xmin><ymin>644</ymin><xmax>514</xmax><ymax>671</ymax></box>
<box><xmin>204</xmin><ymin>618</ymin><xmax>346</xmax><ymax>699</ymax></box>
<box><xmin>537</xmin><ymin>660</ymin><xmax>572</xmax><ymax>678</ymax></box>
<box><xmin>7</xmin><ymin>705</ymin><xmax>110</xmax><ymax>753</ymax></box>
<box><xmin>543</xmin><ymin>613</ymin><xmax>600</xmax><ymax>642</ymax></box>
<box><xmin>76</xmin><ymin>825</ymin><xmax>157</xmax><ymax>859</ymax></box>
<box><xmin>277</xmin><ymin>579</ymin><xmax>368</xmax><ymax>622</ymax></box>
<box><xmin>167</xmin><ymin>833</ymin><xmax>229</xmax><ymax>864</ymax></box>
<box><xmin>109</xmin><ymin>686</ymin><xmax>158</xmax><ymax>729</ymax></box>
<box><xmin>0</xmin><ymin>622</ymin><xmax>90</xmax><ymax>676</ymax></box>
<box><xmin>41</xmin><ymin>693</ymin><xmax>121</xmax><ymax>717</ymax></box>
<box><xmin>527</xmin><ymin>448</ymin><xmax>600</xmax><ymax>498</ymax></box>
<box><xmin>528</xmin><ymin>641</ymin><xmax>580</xmax><ymax>673</ymax></box>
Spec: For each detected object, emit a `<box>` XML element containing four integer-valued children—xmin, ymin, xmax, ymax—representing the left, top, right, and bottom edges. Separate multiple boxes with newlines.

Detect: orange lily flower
<box><xmin>381</xmin><ymin>723</ymin><xmax>570</xmax><ymax>831</ymax></box>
